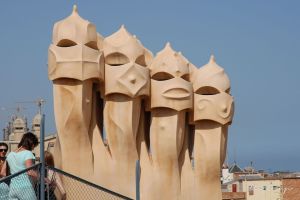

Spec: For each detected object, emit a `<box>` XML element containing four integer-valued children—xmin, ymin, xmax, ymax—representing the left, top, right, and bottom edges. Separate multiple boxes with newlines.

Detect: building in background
<box><xmin>1</xmin><ymin>112</ymin><xmax>56</xmax><ymax>160</ymax></box>
<box><xmin>222</xmin><ymin>162</ymin><xmax>244</xmax><ymax>184</ymax></box>
<box><xmin>282</xmin><ymin>177</ymin><xmax>300</xmax><ymax>199</ymax></box>
<box><xmin>31</xmin><ymin>113</ymin><xmax>41</xmax><ymax>138</ymax></box>
<box><xmin>224</xmin><ymin>178</ymin><xmax>281</xmax><ymax>200</ymax></box>
<box><xmin>222</xmin><ymin>162</ymin><xmax>300</xmax><ymax>200</ymax></box>
<box><xmin>9</xmin><ymin>115</ymin><xmax>28</xmax><ymax>141</ymax></box>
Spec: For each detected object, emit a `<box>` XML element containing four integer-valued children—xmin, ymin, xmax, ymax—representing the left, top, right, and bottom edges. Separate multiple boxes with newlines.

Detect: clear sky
<box><xmin>0</xmin><ymin>1</ymin><xmax>299</xmax><ymax>172</ymax></box>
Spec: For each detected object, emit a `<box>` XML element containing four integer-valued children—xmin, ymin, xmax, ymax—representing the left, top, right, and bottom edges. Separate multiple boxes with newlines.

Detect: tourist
<box><xmin>0</xmin><ymin>142</ymin><xmax>8</xmax><ymax>169</ymax></box>
<box><xmin>0</xmin><ymin>142</ymin><xmax>9</xmax><ymax>199</ymax></box>
<box><xmin>1</xmin><ymin>132</ymin><xmax>39</xmax><ymax>200</ymax></box>
<box><xmin>44</xmin><ymin>151</ymin><xmax>66</xmax><ymax>200</ymax></box>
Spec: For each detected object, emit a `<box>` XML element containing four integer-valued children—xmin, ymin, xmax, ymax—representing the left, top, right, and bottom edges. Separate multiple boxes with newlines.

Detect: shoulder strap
<box><xmin>6</xmin><ymin>161</ymin><xmax>10</xmax><ymax>175</ymax></box>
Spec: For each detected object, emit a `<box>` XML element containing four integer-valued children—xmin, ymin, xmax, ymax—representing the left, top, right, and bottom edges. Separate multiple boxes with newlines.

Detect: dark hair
<box><xmin>18</xmin><ymin>132</ymin><xmax>39</xmax><ymax>151</ymax></box>
<box><xmin>45</xmin><ymin>151</ymin><xmax>54</xmax><ymax>167</ymax></box>
<box><xmin>0</xmin><ymin>142</ymin><xmax>8</xmax><ymax>149</ymax></box>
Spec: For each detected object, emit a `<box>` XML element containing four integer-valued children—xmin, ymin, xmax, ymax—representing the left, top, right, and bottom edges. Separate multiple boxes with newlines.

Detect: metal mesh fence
<box><xmin>47</xmin><ymin>166</ymin><xmax>132</xmax><ymax>200</ymax></box>
<box><xmin>0</xmin><ymin>164</ymin><xmax>132</xmax><ymax>200</ymax></box>
<box><xmin>0</xmin><ymin>164</ymin><xmax>40</xmax><ymax>200</ymax></box>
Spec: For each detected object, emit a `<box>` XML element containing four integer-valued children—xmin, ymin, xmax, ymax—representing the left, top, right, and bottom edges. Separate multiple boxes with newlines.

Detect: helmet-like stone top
<box><xmin>149</xmin><ymin>43</ymin><xmax>189</xmax><ymax>78</ymax></box>
<box><xmin>52</xmin><ymin>5</ymin><xmax>98</xmax><ymax>47</ymax></box>
<box><xmin>104</xmin><ymin>25</ymin><xmax>134</xmax><ymax>47</ymax></box>
<box><xmin>194</xmin><ymin>55</ymin><xmax>230</xmax><ymax>93</ymax></box>
<box><xmin>103</xmin><ymin>25</ymin><xmax>151</xmax><ymax>63</ymax></box>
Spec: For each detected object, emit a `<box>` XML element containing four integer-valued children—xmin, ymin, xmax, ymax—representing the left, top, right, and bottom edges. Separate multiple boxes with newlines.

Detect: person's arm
<box><xmin>25</xmin><ymin>158</ymin><xmax>52</xmax><ymax>185</ymax></box>
<box><xmin>0</xmin><ymin>161</ymin><xmax>7</xmax><ymax>178</ymax></box>
<box><xmin>25</xmin><ymin>159</ymin><xmax>38</xmax><ymax>180</ymax></box>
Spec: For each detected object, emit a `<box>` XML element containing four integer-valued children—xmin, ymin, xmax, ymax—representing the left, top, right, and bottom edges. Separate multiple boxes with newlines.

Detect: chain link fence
<box><xmin>0</xmin><ymin>163</ymin><xmax>132</xmax><ymax>200</ymax></box>
<box><xmin>0</xmin><ymin>164</ymin><xmax>39</xmax><ymax>200</ymax></box>
<box><xmin>47</xmin><ymin>166</ymin><xmax>132</xmax><ymax>200</ymax></box>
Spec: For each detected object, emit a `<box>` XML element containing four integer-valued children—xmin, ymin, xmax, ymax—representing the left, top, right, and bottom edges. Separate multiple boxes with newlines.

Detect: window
<box><xmin>273</xmin><ymin>186</ymin><xmax>279</xmax><ymax>190</ymax></box>
<box><xmin>263</xmin><ymin>186</ymin><xmax>267</xmax><ymax>190</ymax></box>
<box><xmin>249</xmin><ymin>186</ymin><xmax>254</xmax><ymax>195</ymax></box>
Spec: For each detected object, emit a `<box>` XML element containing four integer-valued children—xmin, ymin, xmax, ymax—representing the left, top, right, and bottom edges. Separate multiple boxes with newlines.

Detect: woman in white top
<box><xmin>0</xmin><ymin>132</ymin><xmax>39</xmax><ymax>200</ymax></box>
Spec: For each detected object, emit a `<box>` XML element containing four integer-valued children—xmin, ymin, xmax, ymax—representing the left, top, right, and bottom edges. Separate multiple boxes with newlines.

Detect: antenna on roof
<box><xmin>233</xmin><ymin>146</ymin><xmax>237</xmax><ymax>165</ymax></box>
<box><xmin>4</xmin><ymin>105</ymin><xmax>27</xmax><ymax>117</ymax></box>
<box><xmin>226</xmin><ymin>151</ymin><xmax>229</xmax><ymax>165</ymax></box>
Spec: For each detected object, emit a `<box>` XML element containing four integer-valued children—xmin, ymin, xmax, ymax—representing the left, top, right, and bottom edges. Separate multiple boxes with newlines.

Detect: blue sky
<box><xmin>0</xmin><ymin>1</ymin><xmax>299</xmax><ymax>171</ymax></box>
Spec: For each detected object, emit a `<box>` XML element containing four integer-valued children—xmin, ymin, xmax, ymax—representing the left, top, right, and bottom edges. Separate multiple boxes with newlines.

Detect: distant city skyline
<box><xmin>0</xmin><ymin>1</ymin><xmax>299</xmax><ymax>172</ymax></box>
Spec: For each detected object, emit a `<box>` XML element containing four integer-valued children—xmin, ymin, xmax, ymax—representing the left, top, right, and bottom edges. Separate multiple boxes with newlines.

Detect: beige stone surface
<box><xmin>187</xmin><ymin>56</ymin><xmax>234</xmax><ymax>200</ymax></box>
<box><xmin>48</xmin><ymin>6</ymin><xmax>235</xmax><ymax>200</ymax></box>
<box><xmin>87</xmin><ymin>24</ymin><xmax>152</xmax><ymax>198</ymax></box>
<box><xmin>48</xmin><ymin>5</ymin><xmax>103</xmax><ymax>180</ymax></box>
<box><xmin>139</xmin><ymin>43</ymin><xmax>192</xmax><ymax>200</ymax></box>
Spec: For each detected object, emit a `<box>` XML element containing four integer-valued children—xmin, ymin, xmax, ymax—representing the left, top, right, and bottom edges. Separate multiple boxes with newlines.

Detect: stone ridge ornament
<box><xmin>48</xmin><ymin>5</ymin><xmax>235</xmax><ymax>200</ymax></box>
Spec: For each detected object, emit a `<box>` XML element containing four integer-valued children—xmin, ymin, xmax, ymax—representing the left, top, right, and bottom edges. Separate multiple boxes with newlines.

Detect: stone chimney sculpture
<box><xmin>48</xmin><ymin>6</ymin><xmax>235</xmax><ymax>200</ymax></box>
<box><xmin>181</xmin><ymin>56</ymin><xmax>234</xmax><ymax>199</ymax></box>
<box><xmin>48</xmin><ymin>5</ymin><xmax>103</xmax><ymax>179</ymax></box>
<box><xmin>99</xmin><ymin>25</ymin><xmax>152</xmax><ymax>196</ymax></box>
<box><xmin>139</xmin><ymin>43</ymin><xmax>192</xmax><ymax>200</ymax></box>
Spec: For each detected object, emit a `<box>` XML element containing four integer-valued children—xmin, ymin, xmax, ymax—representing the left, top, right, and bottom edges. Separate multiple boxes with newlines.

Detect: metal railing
<box><xmin>0</xmin><ymin>163</ymin><xmax>40</xmax><ymax>200</ymax></box>
<box><xmin>47</xmin><ymin>166</ymin><xmax>132</xmax><ymax>200</ymax></box>
<box><xmin>0</xmin><ymin>115</ymin><xmax>136</xmax><ymax>200</ymax></box>
<box><xmin>0</xmin><ymin>163</ymin><xmax>132</xmax><ymax>200</ymax></box>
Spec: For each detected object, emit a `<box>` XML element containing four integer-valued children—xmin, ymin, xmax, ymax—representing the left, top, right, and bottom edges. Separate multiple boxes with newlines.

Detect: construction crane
<box><xmin>1</xmin><ymin>105</ymin><xmax>26</xmax><ymax>118</ymax></box>
<box><xmin>16</xmin><ymin>98</ymin><xmax>46</xmax><ymax>114</ymax></box>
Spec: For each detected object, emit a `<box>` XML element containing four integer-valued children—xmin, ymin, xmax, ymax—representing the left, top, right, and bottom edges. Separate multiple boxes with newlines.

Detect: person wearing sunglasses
<box><xmin>0</xmin><ymin>142</ymin><xmax>8</xmax><ymax>170</ymax></box>
<box><xmin>0</xmin><ymin>142</ymin><xmax>9</xmax><ymax>199</ymax></box>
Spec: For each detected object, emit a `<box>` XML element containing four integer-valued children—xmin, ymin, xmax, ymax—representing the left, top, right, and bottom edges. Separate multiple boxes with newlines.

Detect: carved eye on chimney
<box><xmin>85</xmin><ymin>41</ymin><xmax>99</xmax><ymax>50</ymax></box>
<box><xmin>195</xmin><ymin>86</ymin><xmax>220</xmax><ymax>95</ymax></box>
<box><xmin>135</xmin><ymin>55</ymin><xmax>147</xmax><ymax>67</ymax></box>
<box><xmin>105</xmin><ymin>53</ymin><xmax>130</xmax><ymax>66</ymax></box>
<box><xmin>181</xmin><ymin>74</ymin><xmax>190</xmax><ymax>81</ymax></box>
<box><xmin>225</xmin><ymin>88</ymin><xmax>231</xmax><ymax>94</ymax></box>
<box><xmin>152</xmin><ymin>72</ymin><xmax>174</xmax><ymax>81</ymax></box>
<box><xmin>57</xmin><ymin>39</ymin><xmax>77</xmax><ymax>47</ymax></box>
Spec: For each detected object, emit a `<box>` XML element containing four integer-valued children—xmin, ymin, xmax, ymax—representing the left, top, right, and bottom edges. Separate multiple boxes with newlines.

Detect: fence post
<box><xmin>136</xmin><ymin>160</ymin><xmax>140</xmax><ymax>200</ymax></box>
<box><xmin>40</xmin><ymin>114</ymin><xmax>45</xmax><ymax>200</ymax></box>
